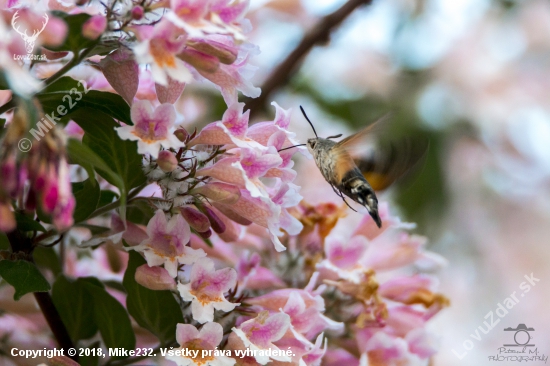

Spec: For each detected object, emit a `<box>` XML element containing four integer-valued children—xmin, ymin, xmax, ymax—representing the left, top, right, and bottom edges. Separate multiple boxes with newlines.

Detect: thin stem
<box><xmin>34</xmin><ymin>292</ymin><xmax>77</xmax><ymax>361</ymax></box>
<box><xmin>244</xmin><ymin>0</ymin><xmax>373</xmax><ymax>117</ymax></box>
<box><xmin>6</xmin><ymin>229</ymin><xmax>77</xmax><ymax>361</ymax></box>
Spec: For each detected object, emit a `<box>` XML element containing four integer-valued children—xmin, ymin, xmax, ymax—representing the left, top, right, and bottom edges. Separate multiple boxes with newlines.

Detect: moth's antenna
<box><xmin>300</xmin><ymin>106</ymin><xmax>318</xmax><ymax>137</ymax></box>
<box><xmin>278</xmin><ymin>144</ymin><xmax>307</xmax><ymax>152</ymax></box>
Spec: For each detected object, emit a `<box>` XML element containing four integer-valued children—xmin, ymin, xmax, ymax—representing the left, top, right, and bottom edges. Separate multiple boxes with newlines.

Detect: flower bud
<box><xmin>131</xmin><ymin>6</ymin><xmax>145</xmax><ymax>20</ymax></box>
<box><xmin>193</xmin><ymin>182</ymin><xmax>240</xmax><ymax>205</ymax></box>
<box><xmin>1</xmin><ymin>153</ymin><xmax>17</xmax><ymax>196</ymax></box>
<box><xmin>180</xmin><ymin>206</ymin><xmax>210</xmax><ymax>232</ymax></box>
<box><xmin>157</xmin><ymin>150</ymin><xmax>178</xmax><ymax>172</ymax></box>
<box><xmin>178</xmin><ymin>49</ymin><xmax>219</xmax><ymax>74</ymax></box>
<box><xmin>82</xmin><ymin>15</ymin><xmax>107</xmax><ymax>40</ymax></box>
<box><xmin>198</xmin><ymin>229</ymin><xmax>212</xmax><ymax>239</ymax></box>
<box><xmin>187</xmin><ymin>39</ymin><xmax>238</xmax><ymax>65</ymax></box>
<box><xmin>174</xmin><ymin>128</ymin><xmax>189</xmax><ymax>142</ymax></box>
<box><xmin>135</xmin><ymin>264</ymin><xmax>176</xmax><ymax>290</ymax></box>
<box><xmin>41</xmin><ymin>166</ymin><xmax>59</xmax><ymax>213</ymax></box>
<box><xmin>199</xmin><ymin>205</ymin><xmax>226</xmax><ymax>234</ymax></box>
<box><xmin>53</xmin><ymin>196</ymin><xmax>75</xmax><ymax>232</ymax></box>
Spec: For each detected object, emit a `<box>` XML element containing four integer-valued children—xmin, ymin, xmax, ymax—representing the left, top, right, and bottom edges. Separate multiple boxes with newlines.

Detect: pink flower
<box><xmin>178</xmin><ymin>257</ymin><xmax>238</xmax><ymax>323</ymax></box>
<box><xmin>197</xmin><ymin>147</ymin><xmax>282</xmax><ymax>198</ymax></box>
<box><xmin>248</xmin><ymin>274</ymin><xmax>343</xmax><ymax>340</ymax></box>
<box><xmin>81</xmin><ymin>214</ymin><xmax>148</xmax><ymax>248</ymax></box>
<box><xmin>188</xmin><ymin>102</ymin><xmax>252</xmax><ymax>147</ymax></box>
<box><xmin>82</xmin><ymin>15</ymin><xmax>107</xmax><ymax>40</ymax></box>
<box><xmin>116</xmin><ymin>100</ymin><xmax>183</xmax><ymax>158</ymax></box>
<box><xmin>130</xmin><ymin>210</ymin><xmax>206</xmax><ymax>277</ymax></box>
<box><xmin>196</xmin><ymin>57</ymin><xmax>260</xmax><ymax>106</ymax></box>
<box><xmin>135</xmin><ymin>264</ymin><xmax>176</xmax><ymax>291</ymax></box>
<box><xmin>316</xmin><ymin>235</ymin><xmax>369</xmax><ymax>283</ymax></box>
<box><xmin>231</xmin><ymin>311</ymin><xmax>291</xmax><ymax>364</ymax></box>
<box><xmin>167</xmin><ymin>322</ymin><xmax>236</xmax><ymax>366</ymax></box>
<box><xmin>132</xmin><ymin>20</ymin><xmax>192</xmax><ymax>85</ymax></box>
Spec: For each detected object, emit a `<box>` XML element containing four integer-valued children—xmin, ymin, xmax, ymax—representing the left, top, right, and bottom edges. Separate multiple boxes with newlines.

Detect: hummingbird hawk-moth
<box><xmin>280</xmin><ymin>106</ymin><xmax>428</xmax><ymax>228</ymax></box>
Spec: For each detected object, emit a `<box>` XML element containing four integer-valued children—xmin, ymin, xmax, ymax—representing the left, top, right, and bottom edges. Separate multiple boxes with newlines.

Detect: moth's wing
<box><xmin>331</xmin><ymin>114</ymin><xmax>390</xmax><ymax>184</ymax></box>
<box><xmin>333</xmin><ymin>114</ymin><xmax>391</xmax><ymax>157</ymax></box>
<box><xmin>355</xmin><ymin>137</ymin><xmax>429</xmax><ymax>191</ymax></box>
<box><xmin>333</xmin><ymin>114</ymin><xmax>428</xmax><ymax>191</ymax></box>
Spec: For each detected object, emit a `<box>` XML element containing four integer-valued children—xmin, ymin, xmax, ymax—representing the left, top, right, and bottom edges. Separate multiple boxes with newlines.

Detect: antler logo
<box><xmin>11</xmin><ymin>10</ymin><xmax>49</xmax><ymax>54</ymax></box>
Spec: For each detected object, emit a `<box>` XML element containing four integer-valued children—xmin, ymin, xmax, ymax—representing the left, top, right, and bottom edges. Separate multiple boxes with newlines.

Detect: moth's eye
<box><xmin>309</xmin><ymin>141</ymin><xmax>316</xmax><ymax>148</ymax></box>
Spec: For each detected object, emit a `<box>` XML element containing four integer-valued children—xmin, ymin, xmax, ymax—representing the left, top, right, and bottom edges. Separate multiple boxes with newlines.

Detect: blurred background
<box><xmin>186</xmin><ymin>0</ymin><xmax>550</xmax><ymax>364</ymax></box>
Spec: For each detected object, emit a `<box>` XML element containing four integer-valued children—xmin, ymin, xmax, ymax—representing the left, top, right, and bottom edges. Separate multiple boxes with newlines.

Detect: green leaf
<box><xmin>52</xmin><ymin>276</ymin><xmax>97</xmax><ymax>341</ymax></box>
<box><xmin>67</xmin><ymin>138</ymin><xmax>124</xmax><ymax>196</ymax></box>
<box><xmin>75</xmin><ymin>110</ymin><xmax>145</xmax><ymax>190</ymax></box>
<box><xmin>14</xmin><ymin>212</ymin><xmax>46</xmax><ymax>232</ymax></box>
<box><xmin>0</xmin><ymin>260</ymin><xmax>51</xmax><ymax>300</ymax></box>
<box><xmin>33</xmin><ymin>247</ymin><xmax>62</xmax><ymax>277</ymax></box>
<box><xmin>126</xmin><ymin>199</ymin><xmax>155</xmax><ymax>226</ymax></box>
<box><xmin>82</xmin><ymin>281</ymin><xmax>135</xmax><ymax>358</ymax></box>
<box><xmin>97</xmin><ymin>190</ymin><xmax>119</xmax><ymax>207</ymax></box>
<box><xmin>70</xmin><ymin>109</ymin><xmax>146</xmax><ymax>222</ymax></box>
<box><xmin>72</xmin><ymin>178</ymin><xmax>101</xmax><ymax>222</ymax></box>
<box><xmin>36</xmin><ymin>77</ymin><xmax>132</xmax><ymax>125</ymax></box>
<box><xmin>47</xmin><ymin>12</ymin><xmax>97</xmax><ymax>53</ymax></box>
<box><xmin>123</xmin><ymin>252</ymin><xmax>182</xmax><ymax>344</ymax></box>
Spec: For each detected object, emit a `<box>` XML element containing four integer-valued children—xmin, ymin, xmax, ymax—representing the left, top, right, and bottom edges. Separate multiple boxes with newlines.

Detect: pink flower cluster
<box><xmin>0</xmin><ymin>115</ymin><xmax>74</xmax><ymax>233</ymax></box>
<box><xmin>97</xmin><ymin>0</ymin><xmax>260</xmax><ymax>107</ymax></box>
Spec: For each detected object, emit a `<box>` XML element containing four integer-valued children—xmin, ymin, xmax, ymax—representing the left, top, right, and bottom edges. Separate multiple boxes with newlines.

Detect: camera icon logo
<box><xmin>503</xmin><ymin>324</ymin><xmax>535</xmax><ymax>347</ymax></box>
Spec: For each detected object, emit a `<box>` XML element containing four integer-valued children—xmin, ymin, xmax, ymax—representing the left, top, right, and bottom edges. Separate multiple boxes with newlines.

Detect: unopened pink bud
<box><xmin>200</xmin><ymin>205</ymin><xmax>226</xmax><ymax>234</ymax></box>
<box><xmin>187</xmin><ymin>39</ymin><xmax>238</xmax><ymax>65</ymax></box>
<box><xmin>82</xmin><ymin>15</ymin><xmax>107</xmax><ymax>40</ymax></box>
<box><xmin>0</xmin><ymin>202</ymin><xmax>15</xmax><ymax>232</ymax></box>
<box><xmin>178</xmin><ymin>49</ymin><xmax>219</xmax><ymax>73</ymax></box>
<box><xmin>131</xmin><ymin>6</ymin><xmax>145</xmax><ymax>20</ymax></box>
<box><xmin>198</xmin><ymin>229</ymin><xmax>212</xmax><ymax>239</ymax></box>
<box><xmin>33</xmin><ymin>162</ymin><xmax>47</xmax><ymax>191</ymax></box>
<box><xmin>1</xmin><ymin>154</ymin><xmax>17</xmax><ymax>196</ymax></box>
<box><xmin>157</xmin><ymin>150</ymin><xmax>178</xmax><ymax>172</ymax></box>
<box><xmin>42</xmin><ymin>167</ymin><xmax>59</xmax><ymax>213</ymax></box>
<box><xmin>179</xmin><ymin>206</ymin><xmax>210</xmax><ymax>232</ymax></box>
<box><xmin>53</xmin><ymin>196</ymin><xmax>75</xmax><ymax>232</ymax></box>
<box><xmin>135</xmin><ymin>264</ymin><xmax>176</xmax><ymax>290</ymax></box>
<box><xmin>193</xmin><ymin>182</ymin><xmax>241</xmax><ymax>204</ymax></box>
<box><xmin>174</xmin><ymin>128</ymin><xmax>188</xmax><ymax>142</ymax></box>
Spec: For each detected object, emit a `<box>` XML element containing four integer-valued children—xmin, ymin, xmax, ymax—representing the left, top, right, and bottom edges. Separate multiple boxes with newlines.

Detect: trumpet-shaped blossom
<box><xmin>130</xmin><ymin>210</ymin><xmax>206</xmax><ymax>277</ymax></box>
<box><xmin>178</xmin><ymin>258</ymin><xmax>238</xmax><ymax>323</ymax></box>
<box><xmin>167</xmin><ymin>322</ymin><xmax>236</xmax><ymax>366</ymax></box>
<box><xmin>135</xmin><ymin>264</ymin><xmax>177</xmax><ymax>291</ymax></box>
<box><xmin>116</xmin><ymin>100</ymin><xmax>183</xmax><ymax>158</ymax></box>
<box><xmin>132</xmin><ymin>20</ymin><xmax>192</xmax><ymax>86</ymax></box>
<box><xmin>231</xmin><ymin>311</ymin><xmax>292</xmax><ymax>365</ymax></box>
